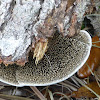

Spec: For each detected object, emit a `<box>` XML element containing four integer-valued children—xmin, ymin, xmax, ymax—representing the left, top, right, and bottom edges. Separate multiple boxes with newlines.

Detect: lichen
<box><xmin>0</xmin><ymin>0</ymin><xmax>41</xmax><ymax>65</ymax></box>
<box><xmin>0</xmin><ymin>0</ymin><xmax>92</xmax><ymax>66</ymax></box>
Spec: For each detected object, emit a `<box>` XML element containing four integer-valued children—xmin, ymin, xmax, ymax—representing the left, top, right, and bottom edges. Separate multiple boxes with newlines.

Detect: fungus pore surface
<box><xmin>0</xmin><ymin>30</ymin><xmax>92</xmax><ymax>86</ymax></box>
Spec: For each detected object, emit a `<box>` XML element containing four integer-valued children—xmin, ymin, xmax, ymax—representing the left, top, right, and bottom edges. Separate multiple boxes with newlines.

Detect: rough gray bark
<box><xmin>87</xmin><ymin>0</ymin><xmax>100</xmax><ymax>37</ymax></box>
<box><xmin>0</xmin><ymin>0</ymin><xmax>92</xmax><ymax>66</ymax></box>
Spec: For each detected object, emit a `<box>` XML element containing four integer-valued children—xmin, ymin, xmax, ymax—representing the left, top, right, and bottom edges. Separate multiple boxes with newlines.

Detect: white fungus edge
<box><xmin>0</xmin><ymin>30</ymin><xmax>92</xmax><ymax>87</ymax></box>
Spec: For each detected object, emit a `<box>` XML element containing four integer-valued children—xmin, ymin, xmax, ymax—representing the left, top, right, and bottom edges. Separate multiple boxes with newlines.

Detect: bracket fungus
<box><xmin>0</xmin><ymin>0</ymin><xmax>92</xmax><ymax>86</ymax></box>
<box><xmin>77</xmin><ymin>36</ymin><xmax>100</xmax><ymax>78</ymax></box>
<box><xmin>0</xmin><ymin>30</ymin><xmax>92</xmax><ymax>86</ymax></box>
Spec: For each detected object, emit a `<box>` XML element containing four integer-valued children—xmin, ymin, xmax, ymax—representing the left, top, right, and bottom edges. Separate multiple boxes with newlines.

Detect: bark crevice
<box><xmin>0</xmin><ymin>0</ymin><xmax>16</xmax><ymax>32</ymax></box>
<box><xmin>0</xmin><ymin>0</ymin><xmax>92</xmax><ymax>66</ymax></box>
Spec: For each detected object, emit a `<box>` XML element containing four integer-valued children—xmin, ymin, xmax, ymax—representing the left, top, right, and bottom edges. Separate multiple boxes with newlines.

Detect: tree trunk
<box><xmin>0</xmin><ymin>0</ymin><xmax>93</xmax><ymax>66</ymax></box>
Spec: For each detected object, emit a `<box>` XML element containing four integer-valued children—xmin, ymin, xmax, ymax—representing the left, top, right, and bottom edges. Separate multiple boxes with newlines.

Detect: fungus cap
<box><xmin>0</xmin><ymin>30</ymin><xmax>92</xmax><ymax>86</ymax></box>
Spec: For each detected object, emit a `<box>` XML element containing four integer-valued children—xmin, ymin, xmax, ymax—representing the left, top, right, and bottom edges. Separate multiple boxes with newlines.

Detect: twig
<box><xmin>30</xmin><ymin>86</ymin><xmax>47</xmax><ymax>100</ymax></box>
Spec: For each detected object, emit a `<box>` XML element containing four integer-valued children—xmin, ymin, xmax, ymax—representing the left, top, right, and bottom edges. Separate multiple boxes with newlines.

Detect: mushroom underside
<box><xmin>0</xmin><ymin>30</ymin><xmax>92</xmax><ymax>86</ymax></box>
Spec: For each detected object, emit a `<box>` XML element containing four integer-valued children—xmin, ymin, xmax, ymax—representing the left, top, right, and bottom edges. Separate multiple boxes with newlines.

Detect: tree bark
<box><xmin>0</xmin><ymin>0</ymin><xmax>93</xmax><ymax>66</ymax></box>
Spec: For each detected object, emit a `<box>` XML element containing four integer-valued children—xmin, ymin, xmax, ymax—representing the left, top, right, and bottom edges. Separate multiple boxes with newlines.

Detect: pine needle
<box><xmin>48</xmin><ymin>89</ymin><xmax>54</xmax><ymax>100</ymax></box>
<box><xmin>92</xmin><ymin>41</ymin><xmax>100</xmax><ymax>43</ymax></box>
<box><xmin>92</xmin><ymin>45</ymin><xmax>100</xmax><ymax>49</ymax></box>
<box><xmin>53</xmin><ymin>92</ymin><xmax>70</xmax><ymax>100</ymax></box>
<box><xmin>0</xmin><ymin>94</ymin><xmax>33</xmax><ymax>100</ymax></box>
<box><xmin>73</xmin><ymin>77</ymin><xmax>100</xmax><ymax>99</ymax></box>
<box><xmin>30</xmin><ymin>86</ymin><xmax>47</xmax><ymax>100</ymax></box>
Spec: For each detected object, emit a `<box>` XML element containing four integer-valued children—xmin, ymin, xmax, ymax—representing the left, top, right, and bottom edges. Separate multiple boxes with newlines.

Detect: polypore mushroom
<box><xmin>0</xmin><ymin>30</ymin><xmax>92</xmax><ymax>86</ymax></box>
<box><xmin>0</xmin><ymin>0</ymin><xmax>92</xmax><ymax>86</ymax></box>
<box><xmin>77</xmin><ymin>36</ymin><xmax>100</xmax><ymax>78</ymax></box>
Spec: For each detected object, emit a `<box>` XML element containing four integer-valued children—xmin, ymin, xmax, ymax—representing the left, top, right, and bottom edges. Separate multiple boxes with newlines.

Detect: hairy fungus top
<box><xmin>0</xmin><ymin>0</ymin><xmax>92</xmax><ymax>66</ymax></box>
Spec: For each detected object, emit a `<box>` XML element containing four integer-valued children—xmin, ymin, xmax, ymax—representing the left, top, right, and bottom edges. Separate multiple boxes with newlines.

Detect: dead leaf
<box><xmin>71</xmin><ymin>81</ymin><xmax>100</xmax><ymax>98</ymax></box>
<box><xmin>77</xmin><ymin>36</ymin><xmax>100</xmax><ymax>78</ymax></box>
<box><xmin>95</xmin><ymin>66</ymin><xmax>100</xmax><ymax>80</ymax></box>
